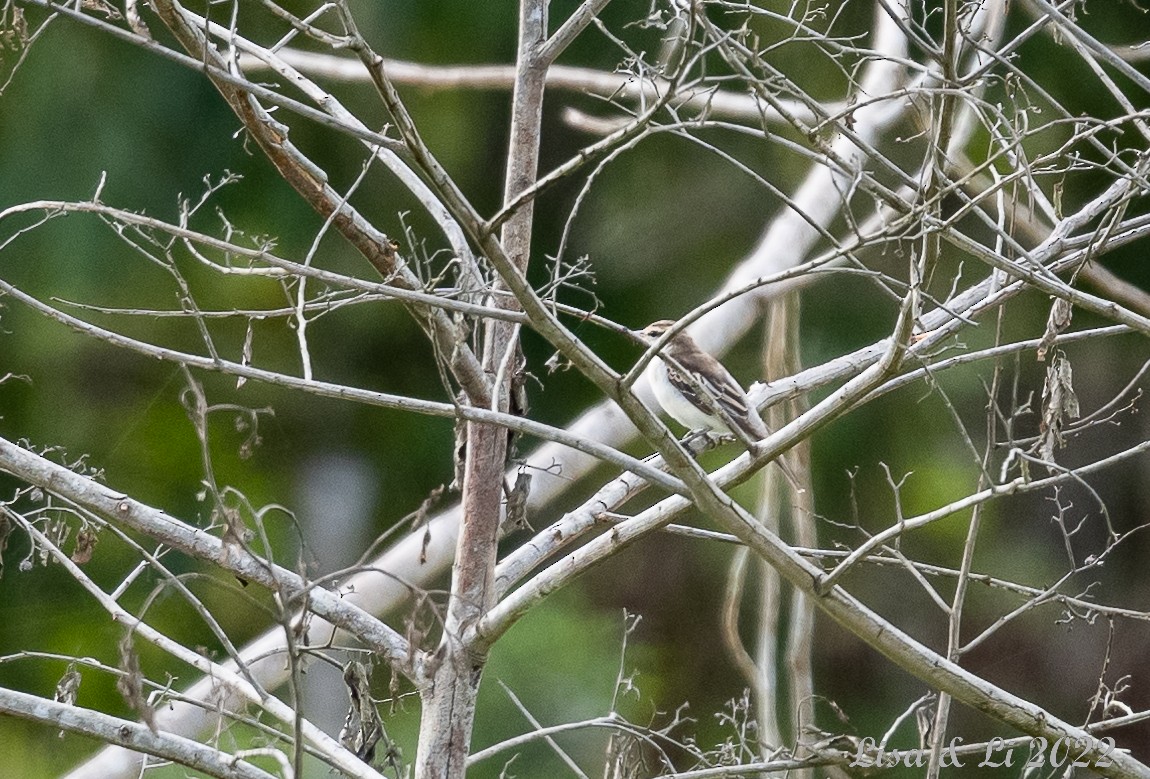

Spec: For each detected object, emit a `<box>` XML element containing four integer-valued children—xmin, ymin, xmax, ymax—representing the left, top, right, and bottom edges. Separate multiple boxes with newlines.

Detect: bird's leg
<box><xmin>682</xmin><ymin>429</ymin><xmax>709</xmax><ymax>456</ymax></box>
<box><xmin>682</xmin><ymin>429</ymin><xmax>727</xmax><ymax>456</ymax></box>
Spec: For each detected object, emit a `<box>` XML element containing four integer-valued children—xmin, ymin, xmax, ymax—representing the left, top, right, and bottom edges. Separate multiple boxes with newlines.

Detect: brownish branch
<box><xmin>147</xmin><ymin>0</ymin><xmax>492</xmax><ymax>408</ymax></box>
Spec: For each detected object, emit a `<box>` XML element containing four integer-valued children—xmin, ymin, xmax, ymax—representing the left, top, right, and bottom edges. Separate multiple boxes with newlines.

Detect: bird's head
<box><xmin>634</xmin><ymin>319</ymin><xmax>679</xmax><ymax>343</ymax></box>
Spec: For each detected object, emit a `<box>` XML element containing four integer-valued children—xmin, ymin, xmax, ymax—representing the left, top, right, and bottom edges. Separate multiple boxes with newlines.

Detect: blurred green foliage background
<box><xmin>3</xmin><ymin>0</ymin><xmax>1150</xmax><ymax>776</ymax></box>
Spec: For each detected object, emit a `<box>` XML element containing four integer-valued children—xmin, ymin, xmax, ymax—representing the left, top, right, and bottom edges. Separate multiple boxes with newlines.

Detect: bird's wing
<box><xmin>665</xmin><ymin>350</ymin><xmax>766</xmax><ymax>439</ymax></box>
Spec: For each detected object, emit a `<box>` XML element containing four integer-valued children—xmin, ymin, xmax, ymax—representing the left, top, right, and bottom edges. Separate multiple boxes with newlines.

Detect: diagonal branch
<box><xmin>0</xmin><ymin>436</ymin><xmax>418</xmax><ymax>680</ymax></box>
<box><xmin>538</xmin><ymin>0</ymin><xmax>614</xmax><ymax>65</ymax></box>
<box><xmin>146</xmin><ymin>0</ymin><xmax>494</xmax><ymax>407</ymax></box>
<box><xmin>0</xmin><ymin>688</ymin><xmax>279</xmax><ymax>779</ymax></box>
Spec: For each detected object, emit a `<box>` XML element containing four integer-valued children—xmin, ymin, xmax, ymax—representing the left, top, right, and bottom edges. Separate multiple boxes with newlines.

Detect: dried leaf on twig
<box><xmin>1037</xmin><ymin>297</ymin><xmax>1073</xmax><ymax>361</ymax></box>
<box><xmin>1035</xmin><ymin>351</ymin><xmax>1080</xmax><ymax>465</ymax></box>
<box><xmin>339</xmin><ymin>661</ymin><xmax>384</xmax><ymax>763</ymax></box>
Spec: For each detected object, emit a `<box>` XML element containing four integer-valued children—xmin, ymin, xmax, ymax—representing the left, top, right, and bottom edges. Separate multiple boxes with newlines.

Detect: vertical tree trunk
<box><xmin>414</xmin><ymin>1</ymin><xmax>548</xmax><ymax>775</ymax></box>
<box><xmin>415</xmin><ymin>423</ymin><xmax>508</xmax><ymax>777</ymax></box>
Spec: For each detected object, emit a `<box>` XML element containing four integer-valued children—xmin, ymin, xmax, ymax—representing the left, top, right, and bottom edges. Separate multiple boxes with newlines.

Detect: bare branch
<box><xmin>0</xmin><ymin>688</ymin><xmax>279</xmax><ymax>779</ymax></box>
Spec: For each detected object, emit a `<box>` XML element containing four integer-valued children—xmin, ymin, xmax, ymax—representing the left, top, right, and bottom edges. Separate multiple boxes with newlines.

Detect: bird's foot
<box><xmin>683</xmin><ymin>429</ymin><xmax>727</xmax><ymax>456</ymax></box>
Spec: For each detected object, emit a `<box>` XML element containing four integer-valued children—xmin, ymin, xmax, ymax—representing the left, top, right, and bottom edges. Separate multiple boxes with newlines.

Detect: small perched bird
<box><xmin>634</xmin><ymin>319</ymin><xmax>769</xmax><ymax>447</ymax></box>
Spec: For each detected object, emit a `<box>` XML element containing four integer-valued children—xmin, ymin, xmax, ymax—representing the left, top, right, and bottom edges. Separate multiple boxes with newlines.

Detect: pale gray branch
<box><xmin>0</xmin><ymin>687</ymin><xmax>279</xmax><ymax>779</ymax></box>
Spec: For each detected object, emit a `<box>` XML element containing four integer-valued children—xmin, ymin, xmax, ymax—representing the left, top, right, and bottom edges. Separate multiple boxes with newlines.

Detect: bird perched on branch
<box><xmin>634</xmin><ymin>319</ymin><xmax>769</xmax><ymax>448</ymax></box>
